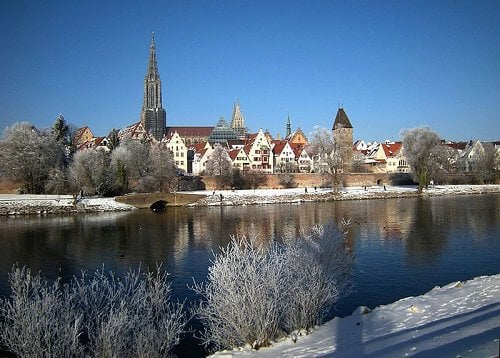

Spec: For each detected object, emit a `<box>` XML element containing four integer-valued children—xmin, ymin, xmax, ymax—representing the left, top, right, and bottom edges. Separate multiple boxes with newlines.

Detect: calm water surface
<box><xmin>0</xmin><ymin>194</ymin><xmax>499</xmax><ymax>356</ymax></box>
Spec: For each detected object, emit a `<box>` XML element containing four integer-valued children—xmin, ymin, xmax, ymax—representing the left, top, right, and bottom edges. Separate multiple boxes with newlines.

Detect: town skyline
<box><xmin>1</xmin><ymin>1</ymin><xmax>499</xmax><ymax>141</ymax></box>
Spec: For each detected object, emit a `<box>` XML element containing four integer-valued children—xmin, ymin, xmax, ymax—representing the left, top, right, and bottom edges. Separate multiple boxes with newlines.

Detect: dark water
<box><xmin>0</xmin><ymin>194</ymin><xmax>499</xmax><ymax>356</ymax></box>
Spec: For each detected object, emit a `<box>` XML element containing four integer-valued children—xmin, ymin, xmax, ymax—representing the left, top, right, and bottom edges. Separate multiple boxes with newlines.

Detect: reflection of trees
<box><xmin>404</xmin><ymin>198</ymin><xmax>449</xmax><ymax>264</ymax></box>
<box><xmin>2</xmin><ymin>195</ymin><xmax>497</xmax><ymax>299</ymax></box>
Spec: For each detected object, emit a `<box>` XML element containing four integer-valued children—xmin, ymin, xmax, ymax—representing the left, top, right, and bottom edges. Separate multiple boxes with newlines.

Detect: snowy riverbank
<box><xmin>0</xmin><ymin>195</ymin><xmax>136</xmax><ymax>215</ymax></box>
<box><xmin>213</xmin><ymin>274</ymin><xmax>500</xmax><ymax>357</ymax></box>
<box><xmin>188</xmin><ymin>184</ymin><xmax>500</xmax><ymax>206</ymax></box>
<box><xmin>0</xmin><ymin>185</ymin><xmax>499</xmax><ymax>215</ymax></box>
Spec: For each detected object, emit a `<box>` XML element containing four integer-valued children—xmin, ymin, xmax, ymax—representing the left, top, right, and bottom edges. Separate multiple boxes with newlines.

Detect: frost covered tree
<box><xmin>141</xmin><ymin>144</ymin><xmax>177</xmax><ymax>192</ymax></box>
<box><xmin>401</xmin><ymin>127</ymin><xmax>441</xmax><ymax>193</ymax></box>
<box><xmin>206</xmin><ymin>143</ymin><xmax>233</xmax><ymax>188</ymax></box>
<box><xmin>473</xmin><ymin>142</ymin><xmax>498</xmax><ymax>184</ymax></box>
<box><xmin>109</xmin><ymin>139</ymin><xmax>150</xmax><ymax>193</ymax></box>
<box><xmin>192</xmin><ymin>220</ymin><xmax>353</xmax><ymax>352</ymax></box>
<box><xmin>69</xmin><ymin>148</ymin><xmax>111</xmax><ymax>196</ymax></box>
<box><xmin>309</xmin><ymin>126</ymin><xmax>343</xmax><ymax>191</ymax></box>
<box><xmin>0</xmin><ymin>122</ymin><xmax>65</xmax><ymax>193</ymax></box>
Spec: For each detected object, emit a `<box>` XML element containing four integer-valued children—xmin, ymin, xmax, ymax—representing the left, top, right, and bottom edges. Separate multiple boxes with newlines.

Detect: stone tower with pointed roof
<box><xmin>230</xmin><ymin>101</ymin><xmax>247</xmax><ymax>139</ymax></box>
<box><xmin>332</xmin><ymin>107</ymin><xmax>353</xmax><ymax>169</ymax></box>
<box><xmin>140</xmin><ymin>33</ymin><xmax>166</xmax><ymax>141</ymax></box>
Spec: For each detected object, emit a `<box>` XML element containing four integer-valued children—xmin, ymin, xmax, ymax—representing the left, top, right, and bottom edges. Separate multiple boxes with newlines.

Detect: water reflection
<box><xmin>0</xmin><ymin>194</ymin><xmax>498</xmax><ymax>306</ymax></box>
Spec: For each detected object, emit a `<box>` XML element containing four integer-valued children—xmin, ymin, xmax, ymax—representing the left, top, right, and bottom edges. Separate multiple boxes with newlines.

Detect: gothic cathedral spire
<box><xmin>230</xmin><ymin>100</ymin><xmax>247</xmax><ymax>139</ymax></box>
<box><xmin>141</xmin><ymin>33</ymin><xmax>166</xmax><ymax>141</ymax></box>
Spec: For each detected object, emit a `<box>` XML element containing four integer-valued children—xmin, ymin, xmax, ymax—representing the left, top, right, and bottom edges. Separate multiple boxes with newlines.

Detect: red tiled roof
<box><xmin>272</xmin><ymin>140</ymin><xmax>287</xmax><ymax>155</ymax></box>
<box><xmin>381</xmin><ymin>142</ymin><xmax>402</xmax><ymax>158</ymax></box>
<box><xmin>228</xmin><ymin>148</ymin><xmax>240</xmax><ymax>160</ymax></box>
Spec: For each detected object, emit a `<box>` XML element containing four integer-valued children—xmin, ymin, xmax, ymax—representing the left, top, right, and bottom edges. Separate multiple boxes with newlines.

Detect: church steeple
<box><xmin>141</xmin><ymin>33</ymin><xmax>166</xmax><ymax>141</ymax></box>
<box><xmin>286</xmin><ymin>115</ymin><xmax>291</xmax><ymax>138</ymax></box>
<box><xmin>143</xmin><ymin>33</ymin><xmax>162</xmax><ymax>110</ymax></box>
<box><xmin>230</xmin><ymin>100</ymin><xmax>247</xmax><ymax>139</ymax></box>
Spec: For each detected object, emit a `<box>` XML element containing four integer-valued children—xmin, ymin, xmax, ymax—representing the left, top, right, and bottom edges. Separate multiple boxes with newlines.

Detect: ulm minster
<box><xmin>74</xmin><ymin>34</ymin><xmax>498</xmax><ymax>186</ymax></box>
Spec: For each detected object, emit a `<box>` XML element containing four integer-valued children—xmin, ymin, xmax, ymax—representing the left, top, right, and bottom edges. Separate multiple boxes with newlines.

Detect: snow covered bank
<box><xmin>1</xmin><ymin>185</ymin><xmax>499</xmax><ymax>215</ymax></box>
<box><xmin>213</xmin><ymin>274</ymin><xmax>500</xmax><ymax>357</ymax></box>
<box><xmin>190</xmin><ymin>184</ymin><xmax>500</xmax><ymax>207</ymax></box>
<box><xmin>0</xmin><ymin>195</ymin><xmax>136</xmax><ymax>215</ymax></box>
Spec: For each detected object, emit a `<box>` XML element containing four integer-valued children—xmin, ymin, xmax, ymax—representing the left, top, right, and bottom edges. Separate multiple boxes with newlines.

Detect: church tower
<box><xmin>332</xmin><ymin>106</ymin><xmax>353</xmax><ymax>170</ymax></box>
<box><xmin>230</xmin><ymin>100</ymin><xmax>247</xmax><ymax>139</ymax></box>
<box><xmin>140</xmin><ymin>33</ymin><xmax>166</xmax><ymax>141</ymax></box>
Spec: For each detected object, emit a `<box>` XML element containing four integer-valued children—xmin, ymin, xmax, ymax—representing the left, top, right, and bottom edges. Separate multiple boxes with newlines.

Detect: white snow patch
<box><xmin>212</xmin><ymin>274</ymin><xmax>500</xmax><ymax>357</ymax></box>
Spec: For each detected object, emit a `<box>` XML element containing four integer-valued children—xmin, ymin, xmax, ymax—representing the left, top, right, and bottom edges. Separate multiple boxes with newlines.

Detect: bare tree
<box><xmin>205</xmin><ymin>143</ymin><xmax>233</xmax><ymax>188</ymax></box>
<box><xmin>0</xmin><ymin>122</ymin><xmax>65</xmax><ymax>193</ymax></box>
<box><xmin>109</xmin><ymin>139</ymin><xmax>153</xmax><ymax>194</ymax></box>
<box><xmin>309</xmin><ymin>126</ymin><xmax>343</xmax><ymax>191</ymax></box>
<box><xmin>69</xmin><ymin>148</ymin><xmax>110</xmax><ymax>196</ymax></box>
<box><xmin>141</xmin><ymin>144</ymin><xmax>178</xmax><ymax>192</ymax></box>
<box><xmin>401</xmin><ymin>127</ymin><xmax>441</xmax><ymax>193</ymax></box>
<box><xmin>474</xmin><ymin>142</ymin><xmax>498</xmax><ymax>184</ymax></box>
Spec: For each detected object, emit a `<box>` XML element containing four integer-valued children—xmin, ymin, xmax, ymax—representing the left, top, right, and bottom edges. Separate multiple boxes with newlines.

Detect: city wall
<box><xmin>201</xmin><ymin>173</ymin><xmax>391</xmax><ymax>190</ymax></box>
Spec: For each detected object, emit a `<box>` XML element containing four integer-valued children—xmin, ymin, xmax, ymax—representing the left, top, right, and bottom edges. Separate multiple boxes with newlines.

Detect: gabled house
<box><xmin>291</xmin><ymin>143</ymin><xmax>313</xmax><ymax>173</ymax></box>
<box><xmin>77</xmin><ymin>137</ymin><xmax>110</xmax><ymax>152</ymax></box>
<box><xmin>74</xmin><ymin>126</ymin><xmax>94</xmax><ymax>146</ymax></box>
<box><xmin>162</xmin><ymin>130</ymin><xmax>188</xmax><ymax>173</ymax></box>
<box><xmin>190</xmin><ymin>141</ymin><xmax>213</xmax><ymax>175</ymax></box>
<box><xmin>118</xmin><ymin>122</ymin><xmax>154</xmax><ymax>142</ymax></box>
<box><xmin>369</xmin><ymin>142</ymin><xmax>409</xmax><ymax>173</ymax></box>
<box><xmin>228</xmin><ymin>147</ymin><xmax>251</xmax><ymax>171</ymax></box>
<box><xmin>286</xmin><ymin>128</ymin><xmax>308</xmax><ymax>146</ymax></box>
<box><xmin>273</xmin><ymin>140</ymin><xmax>297</xmax><ymax>172</ymax></box>
<box><xmin>243</xmin><ymin>129</ymin><xmax>273</xmax><ymax>173</ymax></box>
<box><xmin>457</xmin><ymin>140</ymin><xmax>486</xmax><ymax>172</ymax></box>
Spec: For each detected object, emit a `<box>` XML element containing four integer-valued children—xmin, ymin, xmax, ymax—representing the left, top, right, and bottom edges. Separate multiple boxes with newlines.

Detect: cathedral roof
<box><xmin>166</xmin><ymin>126</ymin><xmax>213</xmax><ymax>138</ymax></box>
<box><xmin>333</xmin><ymin>107</ymin><xmax>353</xmax><ymax>129</ymax></box>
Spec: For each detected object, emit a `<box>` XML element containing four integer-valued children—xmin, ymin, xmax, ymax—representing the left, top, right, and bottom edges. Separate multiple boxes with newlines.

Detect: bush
<box><xmin>0</xmin><ymin>266</ymin><xmax>186</xmax><ymax>358</ymax></box>
<box><xmin>0</xmin><ymin>267</ymin><xmax>84</xmax><ymax>357</ymax></box>
<box><xmin>191</xmin><ymin>220</ymin><xmax>353</xmax><ymax>352</ymax></box>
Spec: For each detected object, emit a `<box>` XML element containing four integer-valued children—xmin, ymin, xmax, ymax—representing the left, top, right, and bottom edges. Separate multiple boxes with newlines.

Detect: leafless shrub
<box><xmin>0</xmin><ymin>266</ymin><xmax>84</xmax><ymax>357</ymax></box>
<box><xmin>192</xmin><ymin>220</ymin><xmax>353</xmax><ymax>352</ymax></box>
<box><xmin>71</xmin><ymin>266</ymin><xmax>186</xmax><ymax>358</ymax></box>
<box><xmin>0</xmin><ymin>266</ymin><xmax>186</xmax><ymax>358</ymax></box>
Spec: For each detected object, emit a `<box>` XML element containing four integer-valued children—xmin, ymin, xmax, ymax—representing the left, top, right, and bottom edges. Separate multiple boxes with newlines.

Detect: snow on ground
<box><xmin>213</xmin><ymin>274</ymin><xmax>500</xmax><ymax>357</ymax></box>
<box><xmin>187</xmin><ymin>184</ymin><xmax>500</xmax><ymax>206</ymax></box>
<box><xmin>1</xmin><ymin>185</ymin><xmax>499</xmax><ymax>214</ymax></box>
<box><xmin>0</xmin><ymin>194</ymin><xmax>136</xmax><ymax>214</ymax></box>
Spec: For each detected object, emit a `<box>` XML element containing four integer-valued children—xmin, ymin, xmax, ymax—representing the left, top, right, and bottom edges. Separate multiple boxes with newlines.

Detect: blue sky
<box><xmin>1</xmin><ymin>0</ymin><xmax>499</xmax><ymax>142</ymax></box>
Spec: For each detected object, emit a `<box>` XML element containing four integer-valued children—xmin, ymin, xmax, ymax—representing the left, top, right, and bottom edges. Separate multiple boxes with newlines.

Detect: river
<box><xmin>0</xmin><ymin>194</ymin><xmax>499</xmax><ymax>356</ymax></box>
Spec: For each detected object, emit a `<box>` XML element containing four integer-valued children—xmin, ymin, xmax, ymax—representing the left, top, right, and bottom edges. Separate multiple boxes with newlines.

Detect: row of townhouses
<box><xmin>74</xmin><ymin>119</ymin><xmax>499</xmax><ymax>177</ymax></box>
